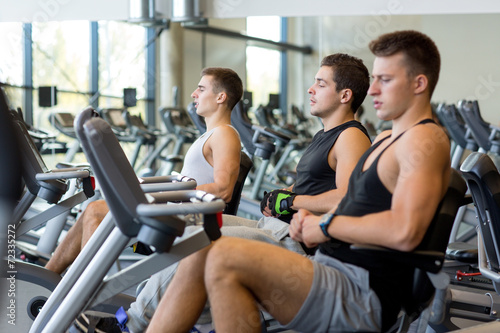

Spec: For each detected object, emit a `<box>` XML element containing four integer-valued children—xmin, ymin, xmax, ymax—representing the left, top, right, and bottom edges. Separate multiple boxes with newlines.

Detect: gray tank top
<box><xmin>180</xmin><ymin>125</ymin><xmax>239</xmax><ymax>186</ymax></box>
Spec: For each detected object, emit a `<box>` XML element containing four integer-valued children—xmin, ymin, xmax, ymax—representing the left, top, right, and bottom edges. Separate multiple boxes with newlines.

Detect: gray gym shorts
<box><xmin>281</xmin><ymin>250</ymin><xmax>383</xmax><ymax>333</ymax></box>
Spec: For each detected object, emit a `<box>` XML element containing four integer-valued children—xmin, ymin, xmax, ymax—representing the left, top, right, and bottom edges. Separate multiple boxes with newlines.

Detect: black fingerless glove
<box><xmin>260</xmin><ymin>191</ymin><xmax>272</xmax><ymax>214</ymax></box>
<box><xmin>268</xmin><ymin>190</ymin><xmax>297</xmax><ymax>216</ymax></box>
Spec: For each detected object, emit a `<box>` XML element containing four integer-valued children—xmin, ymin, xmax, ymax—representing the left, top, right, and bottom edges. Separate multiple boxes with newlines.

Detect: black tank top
<box><xmin>318</xmin><ymin>118</ymin><xmax>436</xmax><ymax>330</ymax></box>
<box><xmin>294</xmin><ymin>120</ymin><xmax>370</xmax><ymax>196</ymax></box>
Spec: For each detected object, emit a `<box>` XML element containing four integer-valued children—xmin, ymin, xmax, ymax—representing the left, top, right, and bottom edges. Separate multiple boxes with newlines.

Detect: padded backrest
<box><xmin>457</xmin><ymin>100</ymin><xmax>492</xmax><ymax>151</ymax></box>
<box><xmin>123</xmin><ymin>110</ymin><xmax>156</xmax><ymax>145</ymax></box>
<box><xmin>405</xmin><ymin>169</ymin><xmax>467</xmax><ymax>315</ymax></box>
<box><xmin>436</xmin><ymin>103</ymin><xmax>472</xmax><ymax>150</ymax></box>
<box><xmin>254</xmin><ymin>105</ymin><xmax>273</xmax><ymax>128</ymax></box>
<box><xmin>11</xmin><ymin>110</ymin><xmax>49</xmax><ymax>192</ymax></box>
<box><xmin>75</xmin><ymin>108</ymin><xmax>144</xmax><ymax>236</ymax></box>
<box><xmin>99</xmin><ymin>108</ymin><xmax>128</xmax><ymax>130</ymax></box>
<box><xmin>49</xmin><ymin>112</ymin><xmax>77</xmax><ymax>138</ymax></box>
<box><xmin>460</xmin><ymin>152</ymin><xmax>500</xmax><ymax>271</ymax></box>
<box><xmin>291</xmin><ymin>104</ymin><xmax>308</xmax><ymax>123</ymax></box>
<box><xmin>416</xmin><ymin>169</ymin><xmax>468</xmax><ymax>253</ymax></box>
<box><xmin>10</xmin><ymin>109</ymin><xmax>68</xmax><ymax>199</ymax></box>
<box><xmin>231</xmin><ymin>100</ymin><xmax>256</xmax><ymax>157</ymax></box>
<box><xmin>224</xmin><ymin>151</ymin><xmax>253</xmax><ymax>215</ymax></box>
<box><xmin>159</xmin><ymin>107</ymin><xmax>198</xmax><ymax>139</ymax></box>
<box><xmin>123</xmin><ymin>110</ymin><xmax>148</xmax><ymax>132</ymax></box>
<box><xmin>0</xmin><ymin>90</ymin><xmax>22</xmax><ymax>206</ymax></box>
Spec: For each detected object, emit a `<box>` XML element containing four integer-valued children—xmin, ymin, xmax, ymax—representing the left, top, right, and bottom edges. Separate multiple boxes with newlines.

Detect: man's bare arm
<box><xmin>299</xmin><ymin>124</ymin><xmax>451</xmax><ymax>251</ymax></box>
<box><xmin>197</xmin><ymin>126</ymin><xmax>241</xmax><ymax>203</ymax></box>
<box><xmin>291</xmin><ymin>127</ymin><xmax>371</xmax><ymax>214</ymax></box>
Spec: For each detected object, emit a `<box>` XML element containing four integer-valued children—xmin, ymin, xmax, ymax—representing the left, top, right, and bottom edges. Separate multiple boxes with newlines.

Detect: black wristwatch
<box><xmin>319</xmin><ymin>213</ymin><xmax>336</xmax><ymax>238</ymax></box>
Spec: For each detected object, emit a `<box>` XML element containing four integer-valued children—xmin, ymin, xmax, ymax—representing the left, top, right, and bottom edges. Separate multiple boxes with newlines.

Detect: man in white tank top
<box><xmin>179</xmin><ymin>67</ymin><xmax>242</xmax><ymax>203</ymax></box>
<box><xmin>46</xmin><ymin>67</ymin><xmax>243</xmax><ymax>275</ymax></box>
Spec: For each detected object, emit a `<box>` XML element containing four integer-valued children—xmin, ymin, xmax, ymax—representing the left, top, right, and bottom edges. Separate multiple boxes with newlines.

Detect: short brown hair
<box><xmin>321</xmin><ymin>53</ymin><xmax>370</xmax><ymax>113</ymax></box>
<box><xmin>200</xmin><ymin>67</ymin><xmax>243</xmax><ymax>110</ymax></box>
<box><xmin>369</xmin><ymin>30</ymin><xmax>441</xmax><ymax>97</ymax></box>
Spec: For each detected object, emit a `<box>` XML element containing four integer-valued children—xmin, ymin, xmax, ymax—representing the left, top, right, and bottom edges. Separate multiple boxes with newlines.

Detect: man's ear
<box><xmin>217</xmin><ymin>92</ymin><xmax>228</xmax><ymax>104</ymax></box>
<box><xmin>414</xmin><ymin>74</ymin><xmax>428</xmax><ymax>95</ymax></box>
<box><xmin>340</xmin><ymin>89</ymin><xmax>353</xmax><ymax>104</ymax></box>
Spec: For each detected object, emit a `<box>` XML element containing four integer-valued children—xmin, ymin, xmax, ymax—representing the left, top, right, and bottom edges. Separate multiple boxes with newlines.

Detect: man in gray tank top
<box><xmin>146</xmin><ymin>30</ymin><xmax>451</xmax><ymax>333</ymax></box>
<box><xmin>46</xmin><ymin>67</ymin><xmax>243</xmax><ymax>275</ymax></box>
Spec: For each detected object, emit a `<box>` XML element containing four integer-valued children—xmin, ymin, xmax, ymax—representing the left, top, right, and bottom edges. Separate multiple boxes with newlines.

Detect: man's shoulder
<box><xmin>209</xmin><ymin>124</ymin><xmax>241</xmax><ymax>147</ymax></box>
<box><xmin>394</xmin><ymin>123</ymin><xmax>450</xmax><ymax>163</ymax></box>
<box><xmin>212</xmin><ymin>124</ymin><xmax>240</xmax><ymax>139</ymax></box>
<box><xmin>372</xmin><ymin>130</ymin><xmax>392</xmax><ymax>145</ymax></box>
<box><xmin>400</xmin><ymin>122</ymin><xmax>448</xmax><ymax>146</ymax></box>
<box><xmin>335</xmin><ymin>125</ymin><xmax>372</xmax><ymax>146</ymax></box>
<box><xmin>210</xmin><ymin>123</ymin><xmax>233</xmax><ymax>133</ymax></box>
<box><xmin>338</xmin><ymin>123</ymin><xmax>370</xmax><ymax>137</ymax></box>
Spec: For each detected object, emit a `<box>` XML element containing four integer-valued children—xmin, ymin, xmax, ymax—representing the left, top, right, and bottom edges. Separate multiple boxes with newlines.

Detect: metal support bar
<box><xmin>251</xmin><ymin>159</ymin><xmax>271</xmax><ymax>200</ymax></box>
<box><xmin>146</xmin><ymin>27</ymin><xmax>156</xmax><ymax>126</ymax></box>
<box><xmin>41</xmin><ymin>228</ymin><xmax>130</xmax><ymax>333</ymax></box>
<box><xmin>16</xmin><ymin>191</ymin><xmax>89</xmax><ymax>236</ymax></box>
<box><xmin>35</xmin><ymin>169</ymin><xmax>90</xmax><ymax>181</ymax></box>
<box><xmin>90</xmin><ymin>21</ymin><xmax>99</xmax><ymax>108</ymax></box>
<box><xmin>12</xmin><ymin>191</ymin><xmax>37</xmax><ymax>225</ymax></box>
<box><xmin>238</xmin><ymin>196</ymin><xmax>262</xmax><ymax>218</ymax></box>
<box><xmin>90</xmin><ymin>228</ymin><xmax>210</xmax><ymax>306</ymax></box>
<box><xmin>30</xmin><ymin>213</ymin><xmax>116</xmax><ymax>333</ymax></box>
<box><xmin>279</xmin><ymin>17</ymin><xmax>288</xmax><ymax>117</ymax></box>
<box><xmin>23</xmin><ymin>23</ymin><xmax>33</xmax><ymax>125</ymax></box>
<box><xmin>184</xmin><ymin>25</ymin><xmax>312</xmax><ymax>55</ymax></box>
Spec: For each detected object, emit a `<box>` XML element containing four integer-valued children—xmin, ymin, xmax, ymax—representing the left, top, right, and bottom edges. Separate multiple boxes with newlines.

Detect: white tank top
<box><xmin>180</xmin><ymin>125</ymin><xmax>239</xmax><ymax>186</ymax></box>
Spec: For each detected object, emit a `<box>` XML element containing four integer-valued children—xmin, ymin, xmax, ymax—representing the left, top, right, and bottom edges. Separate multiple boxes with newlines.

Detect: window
<box><xmin>0</xmin><ymin>22</ymin><xmax>24</xmax><ymax>86</ymax></box>
<box><xmin>98</xmin><ymin>21</ymin><xmax>147</xmax><ymax>117</ymax></box>
<box><xmin>32</xmin><ymin>21</ymin><xmax>90</xmax><ymax>128</ymax></box>
<box><xmin>246</xmin><ymin>16</ymin><xmax>281</xmax><ymax>109</ymax></box>
<box><xmin>0</xmin><ymin>20</ymin><xmax>153</xmax><ymax>168</ymax></box>
<box><xmin>0</xmin><ymin>22</ymin><xmax>24</xmax><ymax>108</ymax></box>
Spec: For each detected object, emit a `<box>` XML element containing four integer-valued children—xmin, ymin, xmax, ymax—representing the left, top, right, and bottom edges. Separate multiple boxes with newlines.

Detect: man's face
<box><xmin>191</xmin><ymin>75</ymin><xmax>219</xmax><ymax>117</ymax></box>
<box><xmin>368</xmin><ymin>53</ymin><xmax>414</xmax><ymax>121</ymax></box>
<box><xmin>307</xmin><ymin>66</ymin><xmax>342</xmax><ymax>118</ymax></box>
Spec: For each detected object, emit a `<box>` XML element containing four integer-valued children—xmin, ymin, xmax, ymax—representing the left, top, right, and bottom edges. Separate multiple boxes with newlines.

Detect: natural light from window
<box><xmin>246</xmin><ymin>16</ymin><xmax>281</xmax><ymax>109</ymax></box>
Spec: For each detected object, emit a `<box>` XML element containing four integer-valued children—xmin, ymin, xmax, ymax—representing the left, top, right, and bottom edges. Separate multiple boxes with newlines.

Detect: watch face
<box><xmin>321</xmin><ymin>214</ymin><xmax>333</xmax><ymax>223</ymax></box>
<box><xmin>319</xmin><ymin>214</ymin><xmax>333</xmax><ymax>238</ymax></box>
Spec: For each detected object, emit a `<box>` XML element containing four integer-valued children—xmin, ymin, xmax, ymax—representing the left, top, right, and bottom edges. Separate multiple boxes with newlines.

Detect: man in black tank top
<box><xmin>146</xmin><ymin>31</ymin><xmax>451</xmax><ymax>333</ymax></box>
<box><xmin>260</xmin><ymin>53</ymin><xmax>372</xmax><ymax>222</ymax></box>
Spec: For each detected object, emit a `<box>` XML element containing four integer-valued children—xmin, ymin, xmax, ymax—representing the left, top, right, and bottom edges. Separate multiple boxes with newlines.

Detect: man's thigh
<box><xmin>207</xmin><ymin>237</ymin><xmax>314</xmax><ymax>324</ymax></box>
<box><xmin>283</xmin><ymin>251</ymin><xmax>383</xmax><ymax>332</ymax></box>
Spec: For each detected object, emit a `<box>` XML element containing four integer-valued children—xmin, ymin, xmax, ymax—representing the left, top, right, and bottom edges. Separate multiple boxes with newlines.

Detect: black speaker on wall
<box><xmin>124</xmin><ymin>88</ymin><xmax>137</xmax><ymax>107</ymax></box>
<box><xmin>39</xmin><ymin>86</ymin><xmax>58</xmax><ymax>107</ymax></box>
<box><xmin>268</xmin><ymin>93</ymin><xmax>280</xmax><ymax>109</ymax></box>
<box><xmin>243</xmin><ymin>91</ymin><xmax>253</xmax><ymax>109</ymax></box>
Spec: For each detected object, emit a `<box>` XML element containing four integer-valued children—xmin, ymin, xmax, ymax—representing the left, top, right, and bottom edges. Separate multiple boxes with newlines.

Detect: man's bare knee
<box><xmin>207</xmin><ymin>237</ymin><xmax>243</xmax><ymax>266</ymax></box>
<box><xmin>82</xmin><ymin>200</ymin><xmax>109</xmax><ymax>229</ymax></box>
<box><xmin>205</xmin><ymin>237</ymin><xmax>247</xmax><ymax>286</ymax></box>
<box><xmin>86</xmin><ymin>199</ymin><xmax>108</xmax><ymax>215</ymax></box>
